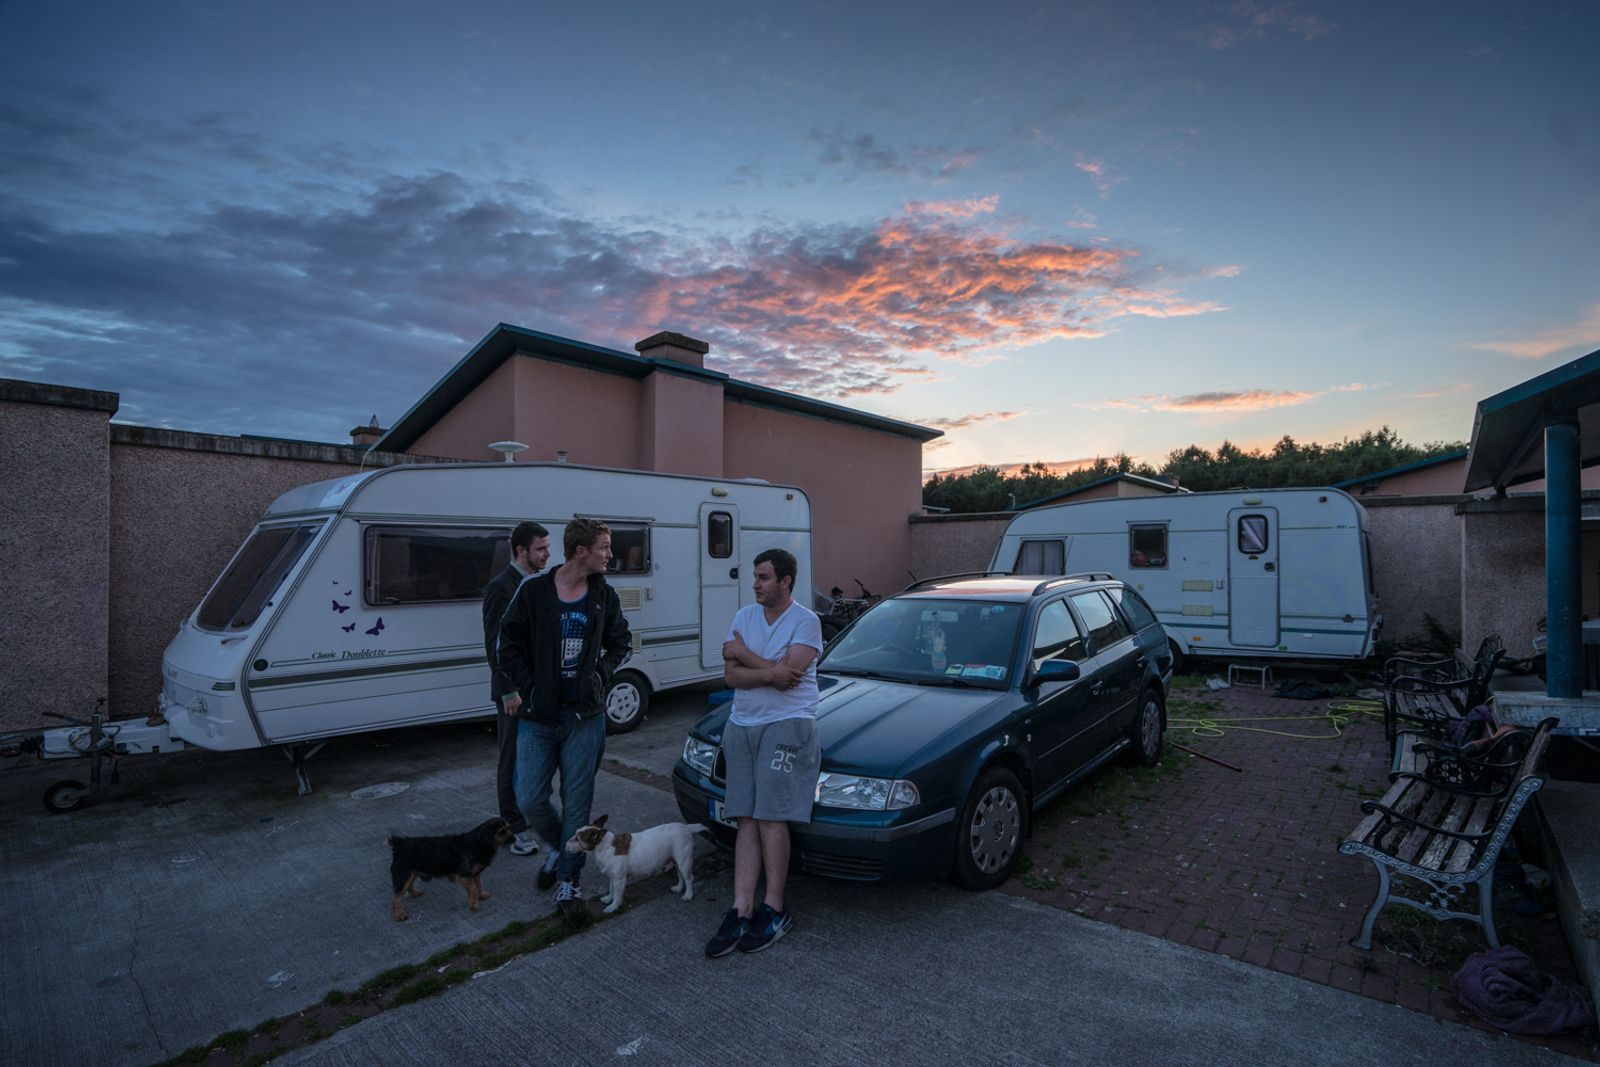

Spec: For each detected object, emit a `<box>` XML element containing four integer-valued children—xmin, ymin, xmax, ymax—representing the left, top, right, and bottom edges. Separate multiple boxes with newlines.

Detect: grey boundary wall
<box><xmin>2</xmin><ymin>378</ymin><xmax>449</xmax><ymax>733</ymax></box>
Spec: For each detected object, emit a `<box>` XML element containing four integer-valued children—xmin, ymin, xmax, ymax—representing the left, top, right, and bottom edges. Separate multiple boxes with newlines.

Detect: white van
<box><xmin>990</xmin><ymin>488</ymin><xmax>1378</xmax><ymax>662</ymax></box>
<box><xmin>156</xmin><ymin>462</ymin><xmax>811</xmax><ymax>771</ymax></box>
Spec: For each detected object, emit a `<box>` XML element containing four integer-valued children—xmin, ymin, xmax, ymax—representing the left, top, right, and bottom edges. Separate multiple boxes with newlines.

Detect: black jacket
<box><xmin>496</xmin><ymin>570</ymin><xmax>631</xmax><ymax>722</ymax></box>
<box><xmin>482</xmin><ymin>564</ymin><xmax>529</xmax><ymax>699</ymax></box>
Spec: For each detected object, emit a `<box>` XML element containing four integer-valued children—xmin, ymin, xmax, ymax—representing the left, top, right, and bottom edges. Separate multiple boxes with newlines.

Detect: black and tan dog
<box><xmin>388</xmin><ymin>817</ymin><xmax>514</xmax><ymax>922</ymax></box>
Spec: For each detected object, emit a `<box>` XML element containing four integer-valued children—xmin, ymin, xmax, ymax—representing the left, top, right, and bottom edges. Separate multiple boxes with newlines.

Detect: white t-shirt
<box><xmin>725</xmin><ymin>600</ymin><xmax>824</xmax><ymax>727</ymax></box>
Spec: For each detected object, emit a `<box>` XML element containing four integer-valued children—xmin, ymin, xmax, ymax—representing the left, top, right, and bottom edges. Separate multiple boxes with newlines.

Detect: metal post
<box><xmin>1546</xmin><ymin>422</ymin><xmax>1582</xmax><ymax>698</ymax></box>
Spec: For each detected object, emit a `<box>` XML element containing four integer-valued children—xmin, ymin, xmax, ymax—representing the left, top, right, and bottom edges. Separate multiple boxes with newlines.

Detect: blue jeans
<box><xmin>514</xmin><ymin>713</ymin><xmax>606</xmax><ymax>883</ymax></box>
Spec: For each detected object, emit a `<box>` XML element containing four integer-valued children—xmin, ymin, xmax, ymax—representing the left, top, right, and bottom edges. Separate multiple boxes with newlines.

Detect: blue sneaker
<box><xmin>553</xmin><ymin>880</ymin><xmax>584</xmax><ymax>914</ymax></box>
<box><xmin>704</xmin><ymin>908</ymin><xmax>748</xmax><ymax>958</ymax></box>
<box><xmin>736</xmin><ymin>903</ymin><xmax>793</xmax><ymax>953</ymax></box>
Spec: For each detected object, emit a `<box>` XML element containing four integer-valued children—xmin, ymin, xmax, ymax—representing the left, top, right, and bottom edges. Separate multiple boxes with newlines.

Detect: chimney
<box><xmin>635</xmin><ymin>331</ymin><xmax>710</xmax><ymax>369</ymax></box>
<box><xmin>350</xmin><ymin>415</ymin><xmax>385</xmax><ymax>448</ymax></box>
<box><xmin>1160</xmin><ymin>474</ymin><xmax>1181</xmax><ymax>489</ymax></box>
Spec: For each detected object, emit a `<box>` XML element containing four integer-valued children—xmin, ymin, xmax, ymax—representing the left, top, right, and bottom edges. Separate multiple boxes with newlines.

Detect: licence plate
<box><xmin>710</xmin><ymin>799</ymin><xmax>739</xmax><ymax>828</ymax></box>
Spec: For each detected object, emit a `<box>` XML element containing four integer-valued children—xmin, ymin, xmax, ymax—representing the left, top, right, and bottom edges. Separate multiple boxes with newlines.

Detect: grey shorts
<box><xmin>722</xmin><ymin>717</ymin><xmax>820</xmax><ymax>824</ymax></box>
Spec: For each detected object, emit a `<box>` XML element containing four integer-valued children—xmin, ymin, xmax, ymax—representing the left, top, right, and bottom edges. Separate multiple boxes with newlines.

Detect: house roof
<box><xmin>1331</xmin><ymin>448</ymin><xmax>1468</xmax><ymax>490</ymax></box>
<box><xmin>374</xmin><ymin>323</ymin><xmax>942</xmax><ymax>451</ymax></box>
<box><xmin>1016</xmin><ymin>472</ymin><xmax>1186</xmax><ymax>510</ymax></box>
<box><xmin>1464</xmin><ymin>347</ymin><xmax>1600</xmax><ymax>493</ymax></box>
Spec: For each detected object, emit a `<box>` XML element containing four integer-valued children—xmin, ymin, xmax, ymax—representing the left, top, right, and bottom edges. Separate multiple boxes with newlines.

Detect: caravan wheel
<box><xmin>44</xmin><ymin>779</ymin><xmax>89</xmax><ymax>814</ymax></box>
<box><xmin>604</xmin><ymin>671</ymin><xmax>651</xmax><ymax>735</ymax></box>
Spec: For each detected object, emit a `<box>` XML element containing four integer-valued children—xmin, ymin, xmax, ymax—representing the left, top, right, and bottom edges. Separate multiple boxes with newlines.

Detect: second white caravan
<box><xmin>990</xmin><ymin>488</ymin><xmax>1379</xmax><ymax>661</ymax></box>
<box><xmin>157</xmin><ymin>462</ymin><xmax>811</xmax><ymax>763</ymax></box>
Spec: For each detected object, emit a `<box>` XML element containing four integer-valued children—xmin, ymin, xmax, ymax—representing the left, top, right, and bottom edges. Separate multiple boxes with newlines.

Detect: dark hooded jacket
<box><xmin>495</xmin><ymin>570</ymin><xmax>631</xmax><ymax>722</ymax></box>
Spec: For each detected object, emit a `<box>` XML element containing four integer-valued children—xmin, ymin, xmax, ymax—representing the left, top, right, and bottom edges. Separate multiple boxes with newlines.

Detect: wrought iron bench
<box><xmin>1340</xmin><ymin>717</ymin><xmax>1556</xmax><ymax>950</ymax></box>
<box><xmin>1383</xmin><ymin>634</ymin><xmax>1504</xmax><ymax>742</ymax></box>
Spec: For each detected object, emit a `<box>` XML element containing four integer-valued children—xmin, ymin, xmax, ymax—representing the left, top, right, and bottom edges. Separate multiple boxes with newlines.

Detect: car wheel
<box><xmin>952</xmin><ymin>765</ymin><xmax>1025</xmax><ymax>891</ymax></box>
<box><xmin>1126</xmin><ymin>688</ymin><xmax>1165</xmax><ymax>767</ymax></box>
<box><xmin>44</xmin><ymin>779</ymin><xmax>89</xmax><ymax>814</ymax></box>
<box><xmin>603</xmin><ymin>671</ymin><xmax>650</xmax><ymax>735</ymax></box>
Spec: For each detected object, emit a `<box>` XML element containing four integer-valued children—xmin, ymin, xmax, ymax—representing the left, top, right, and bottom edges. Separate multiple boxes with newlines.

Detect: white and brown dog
<box><xmin>565</xmin><ymin>814</ymin><xmax>706</xmax><ymax>914</ymax></box>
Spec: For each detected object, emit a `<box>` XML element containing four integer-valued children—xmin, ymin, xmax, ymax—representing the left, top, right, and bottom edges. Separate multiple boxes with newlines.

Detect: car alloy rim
<box><xmin>1141</xmin><ymin>699</ymin><xmax>1161</xmax><ymax>756</ymax></box>
<box><xmin>968</xmin><ymin>785</ymin><xmax>1020</xmax><ymax>874</ymax></box>
<box><xmin>607</xmin><ymin>683</ymin><xmax>640</xmax><ymax>724</ymax></box>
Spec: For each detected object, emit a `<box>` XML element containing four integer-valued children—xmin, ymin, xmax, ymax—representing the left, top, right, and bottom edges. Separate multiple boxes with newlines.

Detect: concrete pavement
<box><xmin>278</xmin><ymin>874</ymin><xmax>1574</xmax><ymax>1067</ymax></box>
<box><xmin>0</xmin><ymin>689</ymin><xmax>1583</xmax><ymax>1065</ymax></box>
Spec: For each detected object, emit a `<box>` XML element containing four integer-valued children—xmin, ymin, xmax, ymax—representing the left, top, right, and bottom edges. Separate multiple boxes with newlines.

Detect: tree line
<box><xmin>922</xmin><ymin>428</ymin><xmax>1465</xmax><ymax>513</ymax></box>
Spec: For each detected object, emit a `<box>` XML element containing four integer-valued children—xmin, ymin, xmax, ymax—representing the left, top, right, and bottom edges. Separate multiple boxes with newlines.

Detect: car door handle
<box><xmin>729</xmin><ymin>567</ymin><xmax>739</xmax><ymax>579</ymax></box>
<box><xmin>1089</xmin><ymin>681</ymin><xmax>1104</xmax><ymax>695</ymax></box>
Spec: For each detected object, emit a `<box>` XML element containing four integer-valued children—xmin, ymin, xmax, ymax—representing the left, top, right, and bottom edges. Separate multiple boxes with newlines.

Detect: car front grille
<box><xmin>799</xmin><ymin>852</ymin><xmax>884</xmax><ymax>882</ymax></box>
<box><xmin>711</xmin><ymin>747</ymin><xmax>726</xmax><ymax>787</ymax></box>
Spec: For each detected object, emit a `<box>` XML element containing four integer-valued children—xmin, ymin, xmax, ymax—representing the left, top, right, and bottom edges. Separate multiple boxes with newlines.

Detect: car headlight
<box><xmin>814</xmin><ymin>772</ymin><xmax>920</xmax><ymax>811</ymax></box>
<box><xmin>682</xmin><ymin>737</ymin><xmax>717</xmax><ymax>776</ymax></box>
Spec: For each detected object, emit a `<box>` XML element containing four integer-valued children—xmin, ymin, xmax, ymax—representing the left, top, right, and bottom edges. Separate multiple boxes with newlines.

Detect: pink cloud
<box><xmin>922</xmin><ymin>410</ymin><xmax>1026</xmax><ymax>432</ymax></box>
<box><xmin>636</xmin><ymin>206</ymin><xmax>1232</xmax><ymax>397</ymax></box>
<box><xmin>1074</xmin><ymin>156</ymin><xmax>1126</xmax><ymax>199</ymax></box>
<box><xmin>1087</xmin><ymin>382</ymin><xmax>1374</xmax><ymax>413</ymax></box>
<box><xmin>904</xmin><ymin>195</ymin><xmax>1001</xmax><ymax>218</ymax></box>
<box><xmin>1469</xmin><ymin>305</ymin><xmax>1600</xmax><ymax>360</ymax></box>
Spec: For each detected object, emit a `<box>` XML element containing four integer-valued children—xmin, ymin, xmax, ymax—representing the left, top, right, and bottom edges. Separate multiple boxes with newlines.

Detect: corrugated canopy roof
<box><xmin>1464</xmin><ymin>347</ymin><xmax>1600</xmax><ymax>493</ymax></box>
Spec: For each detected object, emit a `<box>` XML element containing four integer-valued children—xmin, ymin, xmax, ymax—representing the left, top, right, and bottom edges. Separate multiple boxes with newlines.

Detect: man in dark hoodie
<box><xmin>483</xmin><ymin>520</ymin><xmax>550</xmax><ymax>857</ymax></box>
<box><xmin>497</xmin><ymin>517</ymin><xmax>632</xmax><ymax>912</ymax></box>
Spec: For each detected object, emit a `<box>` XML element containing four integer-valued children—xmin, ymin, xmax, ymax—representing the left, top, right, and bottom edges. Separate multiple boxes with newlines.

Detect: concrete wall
<box><xmin>105</xmin><ymin>428</ymin><xmax>429</xmax><ymax>717</ymax></box>
<box><xmin>1</xmin><ymin>383</ymin><xmax>117</xmax><ymax>728</ymax></box>
<box><xmin>2</xmin><ymin>375</ymin><xmax>442</xmax><ymax>733</ymax></box>
<box><xmin>1361</xmin><ymin>497</ymin><xmax>1463</xmax><ymax>645</ymax></box>
<box><xmin>1459</xmin><ymin>499</ymin><xmax>1545</xmax><ymax>661</ymax></box>
<box><xmin>909</xmin><ymin>513</ymin><xmax>1013</xmax><ymax>580</ymax></box>
<box><xmin>724</xmin><ymin>399</ymin><xmax>924</xmax><ymax>598</ymax></box>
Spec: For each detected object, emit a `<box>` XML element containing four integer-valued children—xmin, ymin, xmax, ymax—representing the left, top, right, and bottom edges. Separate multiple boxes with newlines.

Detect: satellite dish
<box><xmin>489</xmin><ymin>441</ymin><xmax>529</xmax><ymax>463</ymax></box>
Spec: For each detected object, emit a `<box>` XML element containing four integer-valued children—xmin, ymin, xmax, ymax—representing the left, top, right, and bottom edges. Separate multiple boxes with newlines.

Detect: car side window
<box><xmin>1031</xmin><ymin>600</ymin><xmax>1086</xmax><ymax>668</ymax></box>
<box><xmin>1108</xmin><ymin>586</ymin><xmax>1157</xmax><ymax>632</ymax></box>
<box><xmin>1071</xmin><ymin>591</ymin><xmax>1129</xmax><ymax>652</ymax></box>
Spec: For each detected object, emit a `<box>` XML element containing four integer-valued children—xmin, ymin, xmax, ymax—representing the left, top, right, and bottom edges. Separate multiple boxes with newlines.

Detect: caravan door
<box><xmin>1228</xmin><ymin>508</ymin><xmax>1280</xmax><ymax>648</ymax></box>
<box><xmin>700</xmin><ymin>504</ymin><xmax>741</xmax><ymax>668</ymax></box>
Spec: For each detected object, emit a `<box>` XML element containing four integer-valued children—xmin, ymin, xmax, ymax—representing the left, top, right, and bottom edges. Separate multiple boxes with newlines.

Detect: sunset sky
<box><xmin>3</xmin><ymin>1</ymin><xmax>1596</xmax><ymax>475</ymax></box>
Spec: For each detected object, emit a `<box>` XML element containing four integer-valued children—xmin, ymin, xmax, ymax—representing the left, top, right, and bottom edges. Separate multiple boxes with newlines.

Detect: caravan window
<box><xmin>197</xmin><ymin>523</ymin><xmax>322</xmax><ymax>632</ymax></box>
<box><xmin>707</xmin><ymin>511</ymin><xmax>733</xmax><ymax>559</ymax></box>
<box><xmin>1014</xmin><ymin>539</ymin><xmax>1065</xmax><ymax>575</ymax></box>
<box><xmin>603</xmin><ymin>521</ymin><xmax>652</xmax><ymax>575</ymax></box>
<box><xmin>1129</xmin><ymin>524</ymin><xmax>1167</xmax><ymax>568</ymax></box>
<box><xmin>364</xmin><ymin>525</ymin><xmax>509</xmax><ymax>605</ymax></box>
<box><xmin>1237</xmin><ymin>515</ymin><xmax>1269</xmax><ymax>555</ymax></box>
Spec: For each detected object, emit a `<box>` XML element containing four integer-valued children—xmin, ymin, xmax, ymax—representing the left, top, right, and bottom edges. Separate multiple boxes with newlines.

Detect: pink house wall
<box><xmin>410</xmin><ymin>359</ymin><xmax>518</xmax><ymax>460</ymax></box>
<box><xmin>723</xmin><ymin>399</ymin><xmax>923</xmax><ymax>598</ymax></box>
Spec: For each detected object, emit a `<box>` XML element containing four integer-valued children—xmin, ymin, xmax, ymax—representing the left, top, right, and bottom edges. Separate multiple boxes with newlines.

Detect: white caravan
<box><xmin>990</xmin><ymin>488</ymin><xmax>1378</xmax><ymax>661</ymax></box>
<box><xmin>144</xmin><ymin>462</ymin><xmax>809</xmax><ymax>784</ymax></box>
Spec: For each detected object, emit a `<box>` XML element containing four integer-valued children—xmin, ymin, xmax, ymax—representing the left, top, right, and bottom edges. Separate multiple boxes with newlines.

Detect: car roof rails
<box><xmin>902</xmin><ymin>570</ymin><xmax>1016</xmax><ymax>592</ymax></box>
<box><xmin>1031</xmin><ymin>572</ymin><xmax>1115</xmax><ymax>595</ymax></box>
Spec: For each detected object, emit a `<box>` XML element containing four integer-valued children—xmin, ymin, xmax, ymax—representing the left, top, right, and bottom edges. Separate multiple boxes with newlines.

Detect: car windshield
<box><xmin>821</xmin><ymin>597</ymin><xmax>1020</xmax><ymax>688</ymax></box>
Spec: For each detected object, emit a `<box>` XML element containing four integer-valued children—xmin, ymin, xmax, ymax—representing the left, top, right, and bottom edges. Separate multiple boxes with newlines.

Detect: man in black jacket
<box><xmin>483</xmin><ymin>520</ymin><xmax>550</xmax><ymax>856</ymax></box>
<box><xmin>497</xmin><ymin>517</ymin><xmax>632</xmax><ymax>911</ymax></box>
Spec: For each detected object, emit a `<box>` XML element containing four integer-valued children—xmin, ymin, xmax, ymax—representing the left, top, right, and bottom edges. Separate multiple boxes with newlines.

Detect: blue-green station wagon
<box><xmin>672</xmin><ymin>572</ymin><xmax>1176</xmax><ymax>889</ymax></box>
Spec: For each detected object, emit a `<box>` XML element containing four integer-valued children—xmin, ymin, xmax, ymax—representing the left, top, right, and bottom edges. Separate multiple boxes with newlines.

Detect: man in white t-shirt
<box><xmin>703</xmin><ymin>548</ymin><xmax>823</xmax><ymax>958</ymax></box>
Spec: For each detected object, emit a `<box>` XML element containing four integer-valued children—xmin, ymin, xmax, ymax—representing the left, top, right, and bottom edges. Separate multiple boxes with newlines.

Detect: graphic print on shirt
<box><xmin>558</xmin><ymin>597</ymin><xmax>588</xmax><ymax>704</ymax></box>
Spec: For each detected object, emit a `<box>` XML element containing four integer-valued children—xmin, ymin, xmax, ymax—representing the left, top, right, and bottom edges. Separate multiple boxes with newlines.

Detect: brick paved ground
<box><xmin>1001</xmin><ymin>671</ymin><xmax>1600</xmax><ymax>1060</ymax></box>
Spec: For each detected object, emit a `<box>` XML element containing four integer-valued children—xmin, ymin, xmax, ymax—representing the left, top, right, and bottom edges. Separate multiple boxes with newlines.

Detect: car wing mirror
<box><xmin>1032</xmin><ymin>659</ymin><xmax>1080</xmax><ymax>685</ymax></box>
